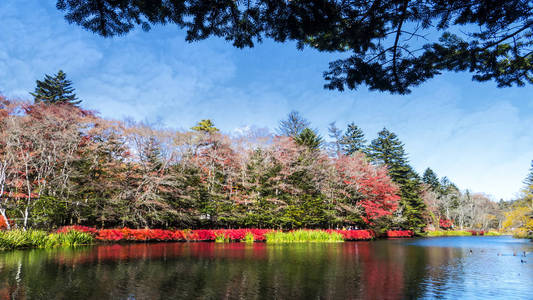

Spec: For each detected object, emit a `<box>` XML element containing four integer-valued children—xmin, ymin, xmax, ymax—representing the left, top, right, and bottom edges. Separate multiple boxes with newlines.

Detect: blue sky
<box><xmin>1</xmin><ymin>0</ymin><xmax>532</xmax><ymax>200</ymax></box>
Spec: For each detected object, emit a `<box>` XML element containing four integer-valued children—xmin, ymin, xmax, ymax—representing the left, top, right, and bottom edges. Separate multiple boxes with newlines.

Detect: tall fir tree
<box><xmin>366</xmin><ymin>128</ymin><xmax>409</xmax><ymax>183</ymax></box>
<box><xmin>294</xmin><ymin>128</ymin><xmax>323</xmax><ymax>150</ymax></box>
<box><xmin>399</xmin><ymin>168</ymin><xmax>427</xmax><ymax>232</ymax></box>
<box><xmin>422</xmin><ymin>168</ymin><xmax>440</xmax><ymax>191</ymax></box>
<box><xmin>340</xmin><ymin>122</ymin><xmax>366</xmax><ymax>155</ymax></box>
<box><xmin>367</xmin><ymin>128</ymin><xmax>427</xmax><ymax>232</ymax></box>
<box><xmin>30</xmin><ymin>70</ymin><xmax>81</xmax><ymax>105</ymax></box>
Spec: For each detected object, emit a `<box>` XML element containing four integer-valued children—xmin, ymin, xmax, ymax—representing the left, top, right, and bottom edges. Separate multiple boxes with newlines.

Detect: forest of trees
<box><xmin>0</xmin><ymin>71</ymin><xmax>526</xmax><ymax>234</ymax></box>
<box><xmin>0</xmin><ymin>98</ymin><xmax>403</xmax><ymax>231</ymax></box>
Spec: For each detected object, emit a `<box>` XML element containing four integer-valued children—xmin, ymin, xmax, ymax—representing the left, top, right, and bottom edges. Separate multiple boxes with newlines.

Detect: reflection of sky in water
<box><xmin>0</xmin><ymin>236</ymin><xmax>531</xmax><ymax>299</ymax></box>
<box><xmin>408</xmin><ymin>236</ymin><xmax>533</xmax><ymax>299</ymax></box>
<box><xmin>408</xmin><ymin>236</ymin><xmax>531</xmax><ymax>249</ymax></box>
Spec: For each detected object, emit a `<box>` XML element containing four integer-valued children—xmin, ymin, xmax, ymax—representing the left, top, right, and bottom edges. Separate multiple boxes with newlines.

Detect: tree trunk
<box><xmin>23</xmin><ymin>207</ymin><xmax>29</xmax><ymax>230</ymax></box>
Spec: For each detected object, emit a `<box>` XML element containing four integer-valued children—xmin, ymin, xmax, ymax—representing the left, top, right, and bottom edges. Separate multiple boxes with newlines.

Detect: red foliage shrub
<box><xmin>95</xmin><ymin>228</ymin><xmax>184</xmax><ymax>241</ymax></box>
<box><xmin>247</xmin><ymin>229</ymin><xmax>272</xmax><ymax>241</ymax></box>
<box><xmin>90</xmin><ymin>228</ymin><xmax>275</xmax><ymax>242</ymax></box>
<box><xmin>96</xmin><ymin>229</ymin><xmax>125</xmax><ymax>241</ymax></box>
<box><xmin>439</xmin><ymin>218</ymin><xmax>453</xmax><ymax>229</ymax></box>
<box><xmin>183</xmin><ymin>229</ymin><xmax>217</xmax><ymax>241</ymax></box>
<box><xmin>68</xmin><ymin>227</ymin><xmax>382</xmax><ymax>242</ymax></box>
<box><xmin>328</xmin><ymin>229</ymin><xmax>375</xmax><ymax>240</ymax></box>
<box><xmin>386</xmin><ymin>230</ymin><xmax>413</xmax><ymax>238</ymax></box>
<box><xmin>172</xmin><ymin>230</ymin><xmax>186</xmax><ymax>240</ymax></box>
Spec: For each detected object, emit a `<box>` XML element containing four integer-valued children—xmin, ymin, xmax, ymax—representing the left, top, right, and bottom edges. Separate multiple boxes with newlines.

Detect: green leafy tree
<box><xmin>57</xmin><ymin>1</ymin><xmax>533</xmax><ymax>94</ymax></box>
<box><xmin>191</xmin><ymin>119</ymin><xmax>219</xmax><ymax>133</ymax></box>
<box><xmin>340</xmin><ymin>122</ymin><xmax>366</xmax><ymax>155</ymax></box>
<box><xmin>294</xmin><ymin>128</ymin><xmax>323</xmax><ymax>150</ymax></box>
<box><xmin>367</xmin><ymin>128</ymin><xmax>426</xmax><ymax>232</ymax></box>
<box><xmin>30</xmin><ymin>70</ymin><xmax>81</xmax><ymax>105</ymax></box>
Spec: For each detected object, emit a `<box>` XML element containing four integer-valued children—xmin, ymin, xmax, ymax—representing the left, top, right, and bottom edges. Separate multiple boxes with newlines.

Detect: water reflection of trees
<box><xmin>0</xmin><ymin>242</ymin><xmax>464</xmax><ymax>299</ymax></box>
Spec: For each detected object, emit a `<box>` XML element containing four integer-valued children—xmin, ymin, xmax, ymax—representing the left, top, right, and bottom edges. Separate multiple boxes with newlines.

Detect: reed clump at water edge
<box><xmin>264</xmin><ymin>229</ymin><xmax>344</xmax><ymax>243</ymax></box>
<box><xmin>0</xmin><ymin>229</ymin><xmax>94</xmax><ymax>251</ymax></box>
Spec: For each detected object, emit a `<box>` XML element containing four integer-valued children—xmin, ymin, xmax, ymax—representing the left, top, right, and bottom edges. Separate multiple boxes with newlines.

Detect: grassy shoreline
<box><xmin>0</xmin><ymin>227</ymin><xmax>411</xmax><ymax>251</ymax></box>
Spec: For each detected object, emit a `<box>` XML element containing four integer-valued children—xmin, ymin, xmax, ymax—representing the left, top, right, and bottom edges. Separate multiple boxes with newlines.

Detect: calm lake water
<box><xmin>0</xmin><ymin>236</ymin><xmax>531</xmax><ymax>299</ymax></box>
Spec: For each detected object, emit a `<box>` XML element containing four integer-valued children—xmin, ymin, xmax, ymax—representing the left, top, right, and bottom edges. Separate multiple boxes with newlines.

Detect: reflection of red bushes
<box><xmin>53</xmin><ymin>242</ymin><xmax>269</xmax><ymax>265</ymax></box>
<box><xmin>386</xmin><ymin>230</ymin><xmax>413</xmax><ymax>238</ymax></box>
<box><xmin>467</xmin><ymin>230</ymin><xmax>485</xmax><ymax>236</ymax></box>
<box><xmin>357</xmin><ymin>241</ymin><xmax>405</xmax><ymax>299</ymax></box>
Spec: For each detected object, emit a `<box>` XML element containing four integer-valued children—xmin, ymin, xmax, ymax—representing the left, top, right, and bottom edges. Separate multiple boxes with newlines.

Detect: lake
<box><xmin>0</xmin><ymin>236</ymin><xmax>531</xmax><ymax>299</ymax></box>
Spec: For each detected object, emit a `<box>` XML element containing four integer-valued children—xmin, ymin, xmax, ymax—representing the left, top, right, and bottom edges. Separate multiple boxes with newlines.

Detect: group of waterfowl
<box><xmin>491</xmin><ymin>250</ymin><xmax>528</xmax><ymax>263</ymax></box>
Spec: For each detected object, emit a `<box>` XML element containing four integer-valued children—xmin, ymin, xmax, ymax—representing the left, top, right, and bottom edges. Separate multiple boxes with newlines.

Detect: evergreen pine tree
<box><xmin>294</xmin><ymin>128</ymin><xmax>323</xmax><ymax>150</ymax></box>
<box><xmin>191</xmin><ymin>119</ymin><xmax>219</xmax><ymax>133</ymax></box>
<box><xmin>367</xmin><ymin>128</ymin><xmax>427</xmax><ymax>232</ymax></box>
<box><xmin>366</xmin><ymin>128</ymin><xmax>409</xmax><ymax>183</ymax></box>
<box><xmin>340</xmin><ymin>122</ymin><xmax>366</xmax><ymax>155</ymax></box>
<box><xmin>439</xmin><ymin>176</ymin><xmax>460</xmax><ymax>196</ymax></box>
<box><xmin>422</xmin><ymin>168</ymin><xmax>440</xmax><ymax>191</ymax></box>
<box><xmin>400</xmin><ymin>171</ymin><xmax>427</xmax><ymax>232</ymax></box>
<box><xmin>30</xmin><ymin>70</ymin><xmax>81</xmax><ymax>105</ymax></box>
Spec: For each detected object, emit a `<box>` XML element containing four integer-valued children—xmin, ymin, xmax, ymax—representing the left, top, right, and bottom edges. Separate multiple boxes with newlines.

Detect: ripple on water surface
<box><xmin>0</xmin><ymin>236</ymin><xmax>531</xmax><ymax>299</ymax></box>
